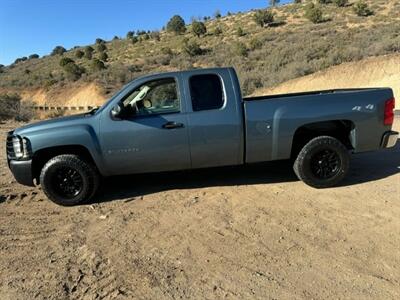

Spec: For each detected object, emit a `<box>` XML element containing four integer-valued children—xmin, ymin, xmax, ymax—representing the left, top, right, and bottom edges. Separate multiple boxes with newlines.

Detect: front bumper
<box><xmin>381</xmin><ymin>131</ymin><xmax>399</xmax><ymax>148</ymax></box>
<box><xmin>9</xmin><ymin>159</ymin><xmax>35</xmax><ymax>187</ymax></box>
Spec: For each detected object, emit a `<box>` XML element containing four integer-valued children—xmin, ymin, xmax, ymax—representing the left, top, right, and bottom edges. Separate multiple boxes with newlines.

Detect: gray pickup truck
<box><xmin>7</xmin><ymin>67</ymin><xmax>398</xmax><ymax>205</ymax></box>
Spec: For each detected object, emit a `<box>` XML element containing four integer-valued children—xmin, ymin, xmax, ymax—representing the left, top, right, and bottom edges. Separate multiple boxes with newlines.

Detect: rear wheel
<box><xmin>293</xmin><ymin>136</ymin><xmax>350</xmax><ymax>188</ymax></box>
<box><xmin>40</xmin><ymin>154</ymin><xmax>99</xmax><ymax>206</ymax></box>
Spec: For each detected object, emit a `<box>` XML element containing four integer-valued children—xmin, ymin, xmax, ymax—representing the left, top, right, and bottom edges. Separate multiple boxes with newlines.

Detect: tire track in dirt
<box><xmin>0</xmin><ymin>212</ymin><xmax>60</xmax><ymax>250</ymax></box>
<box><xmin>63</xmin><ymin>245</ymin><xmax>135</xmax><ymax>300</ymax></box>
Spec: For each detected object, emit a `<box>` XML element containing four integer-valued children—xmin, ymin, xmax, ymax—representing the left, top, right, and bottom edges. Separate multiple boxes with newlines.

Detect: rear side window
<box><xmin>189</xmin><ymin>74</ymin><xmax>224</xmax><ymax>111</ymax></box>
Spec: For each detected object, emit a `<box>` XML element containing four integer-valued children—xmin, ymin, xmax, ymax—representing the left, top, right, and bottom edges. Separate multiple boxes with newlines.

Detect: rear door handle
<box><xmin>162</xmin><ymin>121</ymin><xmax>184</xmax><ymax>129</ymax></box>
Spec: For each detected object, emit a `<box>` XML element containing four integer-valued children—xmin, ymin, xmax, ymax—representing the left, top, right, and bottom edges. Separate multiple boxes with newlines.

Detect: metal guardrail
<box><xmin>32</xmin><ymin>106</ymin><xmax>94</xmax><ymax>111</ymax></box>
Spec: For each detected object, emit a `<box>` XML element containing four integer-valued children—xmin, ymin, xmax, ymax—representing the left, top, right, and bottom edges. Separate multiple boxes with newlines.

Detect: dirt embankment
<box><xmin>0</xmin><ymin>118</ymin><xmax>399</xmax><ymax>299</ymax></box>
<box><xmin>0</xmin><ymin>83</ymin><xmax>107</xmax><ymax>108</ymax></box>
<box><xmin>253</xmin><ymin>54</ymin><xmax>400</xmax><ymax>109</ymax></box>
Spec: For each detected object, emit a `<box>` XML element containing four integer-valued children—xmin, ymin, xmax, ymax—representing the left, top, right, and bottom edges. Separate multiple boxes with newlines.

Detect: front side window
<box><xmin>189</xmin><ymin>74</ymin><xmax>224</xmax><ymax>111</ymax></box>
<box><xmin>122</xmin><ymin>78</ymin><xmax>180</xmax><ymax>116</ymax></box>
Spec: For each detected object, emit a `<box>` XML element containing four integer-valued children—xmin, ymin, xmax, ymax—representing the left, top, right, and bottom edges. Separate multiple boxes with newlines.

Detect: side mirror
<box><xmin>111</xmin><ymin>103</ymin><xmax>124</xmax><ymax>119</ymax></box>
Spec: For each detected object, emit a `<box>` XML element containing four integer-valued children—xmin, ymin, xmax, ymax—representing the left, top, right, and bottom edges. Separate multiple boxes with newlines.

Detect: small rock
<box><xmin>20</xmin><ymin>193</ymin><xmax>28</xmax><ymax>200</ymax></box>
<box><xmin>99</xmin><ymin>215</ymin><xmax>108</xmax><ymax>220</ymax></box>
<box><xmin>6</xmin><ymin>194</ymin><xmax>17</xmax><ymax>201</ymax></box>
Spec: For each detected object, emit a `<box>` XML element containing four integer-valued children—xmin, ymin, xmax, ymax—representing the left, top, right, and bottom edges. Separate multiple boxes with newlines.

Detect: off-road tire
<box><xmin>293</xmin><ymin>136</ymin><xmax>350</xmax><ymax>188</ymax></box>
<box><xmin>40</xmin><ymin>154</ymin><xmax>99</xmax><ymax>206</ymax></box>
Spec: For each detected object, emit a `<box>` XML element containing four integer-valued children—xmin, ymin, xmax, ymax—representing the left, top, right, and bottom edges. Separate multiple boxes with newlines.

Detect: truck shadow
<box><xmin>94</xmin><ymin>139</ymin><xmax>399</xmax><ymax>204</ymax></box>
<box><xmin>340</xmin><ymin>138</ymin><xmax>400</xmax><ymax>187</ymax></box>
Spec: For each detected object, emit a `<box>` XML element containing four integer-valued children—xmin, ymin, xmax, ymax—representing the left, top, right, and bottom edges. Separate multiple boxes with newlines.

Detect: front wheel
<box><xmin>40</xmin><ymin>154</ymin><xmax>99</xmax><ymax>206</ymax></box>
<box><xmin>293</xmin><ymin>136</ymin><xmax>350</xmax><ymax>188</ymax></box>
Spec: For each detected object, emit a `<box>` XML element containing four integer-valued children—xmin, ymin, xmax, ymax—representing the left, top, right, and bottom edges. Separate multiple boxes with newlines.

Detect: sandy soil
<box><xmin>0</xmin><ymin>118</ymin><xmax>399</xmax><ymax>300</ymax></box>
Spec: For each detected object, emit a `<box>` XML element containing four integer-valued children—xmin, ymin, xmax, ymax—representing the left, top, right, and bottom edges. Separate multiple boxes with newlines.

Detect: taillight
<box><xmin>384</xmin><ymin>97</ymin><xmax>395</xmax><ymax>126</ymax></box>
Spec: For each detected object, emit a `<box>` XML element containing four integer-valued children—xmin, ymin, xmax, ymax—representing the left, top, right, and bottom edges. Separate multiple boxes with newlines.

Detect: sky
<box><xmin>0</xmin><ymin>0</ymin><xmax>291</xmax><ymax>66</ymax></box>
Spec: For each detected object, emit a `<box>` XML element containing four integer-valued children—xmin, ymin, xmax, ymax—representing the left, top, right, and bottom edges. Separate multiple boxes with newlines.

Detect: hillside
<box><xmin>252</xmin><ymin>54</ymin><xmax>400</xmax><ymax>108</ymax></box>
<box><xmin>0</xmin><ymin>0</ymin><xmax>400</xmax><ymax>108</ymax></box>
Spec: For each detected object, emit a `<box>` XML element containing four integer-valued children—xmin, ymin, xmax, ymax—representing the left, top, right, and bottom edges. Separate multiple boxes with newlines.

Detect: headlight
<box><xmin>11</xmin><ymin>136</ymin><xmax>31</xmax><ymax>159</ymax></box>
<box><xmin>12</xmin><ymin>136</ymin><xmax>23</xmax><ymax>159</ymax></box>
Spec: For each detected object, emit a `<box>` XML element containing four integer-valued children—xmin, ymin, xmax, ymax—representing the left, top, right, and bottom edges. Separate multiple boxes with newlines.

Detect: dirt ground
<box><xmin>0</xmin><ymin>118</ymin><xmax>399</xmax><ymax>300</ymax></box>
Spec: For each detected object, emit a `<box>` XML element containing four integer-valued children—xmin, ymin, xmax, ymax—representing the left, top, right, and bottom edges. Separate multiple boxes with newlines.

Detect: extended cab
<box><xmin>7</xmin><ymin>67</ymin><xmax>398</xmax><ymax>205</ymax></box>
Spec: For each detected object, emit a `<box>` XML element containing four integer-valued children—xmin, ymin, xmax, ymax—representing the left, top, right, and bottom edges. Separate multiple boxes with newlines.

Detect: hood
<box><xmin>14</xmin><ymin>113</ymin><xmax>90</xmax><ymax>136</ymax></box>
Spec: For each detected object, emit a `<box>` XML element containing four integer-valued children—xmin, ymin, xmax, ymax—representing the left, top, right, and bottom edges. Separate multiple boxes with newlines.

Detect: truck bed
<box><xmin>243</xmin><ymin>87</ymin><xmax>394</xmax><ymax>163</ymax></box>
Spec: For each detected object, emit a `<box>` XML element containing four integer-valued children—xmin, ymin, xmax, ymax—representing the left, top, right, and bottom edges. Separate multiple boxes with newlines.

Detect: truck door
<box><xmin>99</xmin><ymin>75</ymin><xmax>191</xmax><ymax>175</ymax></box>
<box><xmin>183</xmin><ymin>70</ymin><xmax>244</xmax><ymax>169</ymax></box>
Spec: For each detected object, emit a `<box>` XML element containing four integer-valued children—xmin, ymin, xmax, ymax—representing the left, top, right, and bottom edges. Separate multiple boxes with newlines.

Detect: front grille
<box><xmin>6</xmin><ymin>131</ymin><xmax>16</xmax><ymax>160</ymax></box>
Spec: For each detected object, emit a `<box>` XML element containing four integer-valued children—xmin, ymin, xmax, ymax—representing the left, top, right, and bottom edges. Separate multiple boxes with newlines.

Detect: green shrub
<box><xmin>0</xmin><ymin>94</ymin><xmax>36</xmax><ymax>121</ymax></box>
<box><xmin>75</xmin><ymin>50</ymin><xmax>84</xmax><ymax>59</ymax></box>
<box><xmin>16</xmin><ymin>100</ymin><xmax>36</xmax><ymax>122</ymax></box>
<box><xmin>161</xmin><ymin>47</ymin><xmax>173</xmax><ymax>56</ymax></box>
<box><xmin>96</xmin><ymin>43</ymin><xmax>107</xmax><ymax>52</ymax></box>
<box><xmin>236</xmin><ymin>27</ymin><xmax>245</xmax><ymax>37</ymax></box>
<box><xmin>167</xmin><ymin>15</ymin><xmax>186</xmax><ymax>34</ymax></box>
<box><xmin>333</xmin><ymin>0</ymin><xmax>348</xmax><ymax>7</ymax></box>
<box><xmin>214</xmin><ymin>27</ymin><xmax>223</xmax><ymax>35</ymax></box>
<box><xmin>51</xmin><ymin>46</ymin><xmax>66</xmax><ymax>56</ymax></box>
<box><xmin>253</xmin><ymin>9</ymin><xmax>274</xmax><ymax>27</ymax></box>
<box><xmin>353</xmin><ymin>1</ymin><xmax>373</xmax><ymax>17</ymax></box>
<box><xmin>95</xmin><ymin>38</ymin><xmax>105</xmax><ymax>44</ymax></box>
<box><xmin>250</xmin><ymin>38</ymin><xmax>263</xmax><ymax>50</ymax></box>
<box><xmin>131</xmin><ymin>36</ymin><xmax>139</xmax><ymax>44</ymax></box>
<box><xmin>91</xmin><ymin>58</ymin><xmax>106</xmax><ymax>71</ymax></box>
<box><xmin>182</xmin><ymin>39</ymin><xmax>203</xmax><ymax>56</ymax></box>
<box><xmin>305</xmin><ymin>3</ymin><xmax>324</xmax><ymax>23</ymax></box>
<box><xmin>0</xmin><ymin>94</ymin><xmax>20</xmax><ymax>121</ymax></box>
<box><xmin>84</xmin><ymin>46</ymin><xmax>94</xmax><ymax>59</ymax></box>
<box><xmin>141</xmin><ymin>33</ymin><xmax>150</xmax><ymax>41</ymax></box>
<box><xmin>99</xmin><ymin>52</ymin><xmax>108</xmax><ymax>61</ymax></box>
<box><xmin>29</xmin><ymin>54</ymin><xmax>39</xmax><ymax>59</ymax></box>
<box><xmin>126</xmin><ymin>31</ymin><xmax>134</xmax><ymax>39</ymax></box>
<box><xmin>14</xmin><ymin>57</ymin><xmax>28</xmax><ymax>64</ymax></box>
<box><xmin>59</xmin><ymin>57</ymin><xmax>75</xmax><ymax>67</ymax></box>
<box><xmin>318</xmin><ymin>0</ymin><xmax>331</xmax><ymax>4</ymax></box>
<box><xmin>233</xmin><ymin>42</ymin><xmax>248</xmax><ymax>57</ymax></box>
<box><xmin>63</xmin><ymin>62</ymin><xmax>84</xmax><ymax>80</ymax></box>
<box><xmin>192</xmin><ymin>21</ymin><xmax>207</xmax><ymax>37</ymax></box>
<box><xmin>150</xmin><ymin>31</ymin><xmax>161</xmax><ymax>41</ymax></box>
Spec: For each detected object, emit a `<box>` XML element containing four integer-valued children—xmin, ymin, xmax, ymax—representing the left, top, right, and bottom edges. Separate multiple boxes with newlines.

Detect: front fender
<box><xmin>26</xmin><ymin>124</ymin><xmax>107</xmax><ymax>176</ymax></box>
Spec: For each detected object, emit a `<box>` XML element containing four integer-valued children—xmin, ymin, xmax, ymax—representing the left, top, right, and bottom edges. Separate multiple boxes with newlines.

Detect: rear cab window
<box><xmin>189</xmin><ymin>74</ymin><xmax>225</xmax><ymax>111</ymax></box>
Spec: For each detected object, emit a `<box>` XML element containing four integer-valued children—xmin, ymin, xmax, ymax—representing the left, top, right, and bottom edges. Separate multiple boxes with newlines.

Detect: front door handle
<box><xmin>162</xmin><ymin>121</ymin><xmax>184</xmax><ymax>129</ymax></box>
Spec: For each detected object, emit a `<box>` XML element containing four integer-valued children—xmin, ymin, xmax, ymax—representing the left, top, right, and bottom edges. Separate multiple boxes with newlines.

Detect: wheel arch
<box><xmin>291</xmin><ymin>120</ymin><xmax>355</xmax><ymax>159</ymax></box>
<box><xmin>32</xmin><ymin>144</ymin><xmax>98</xmax><ymax>183</ymax></box>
